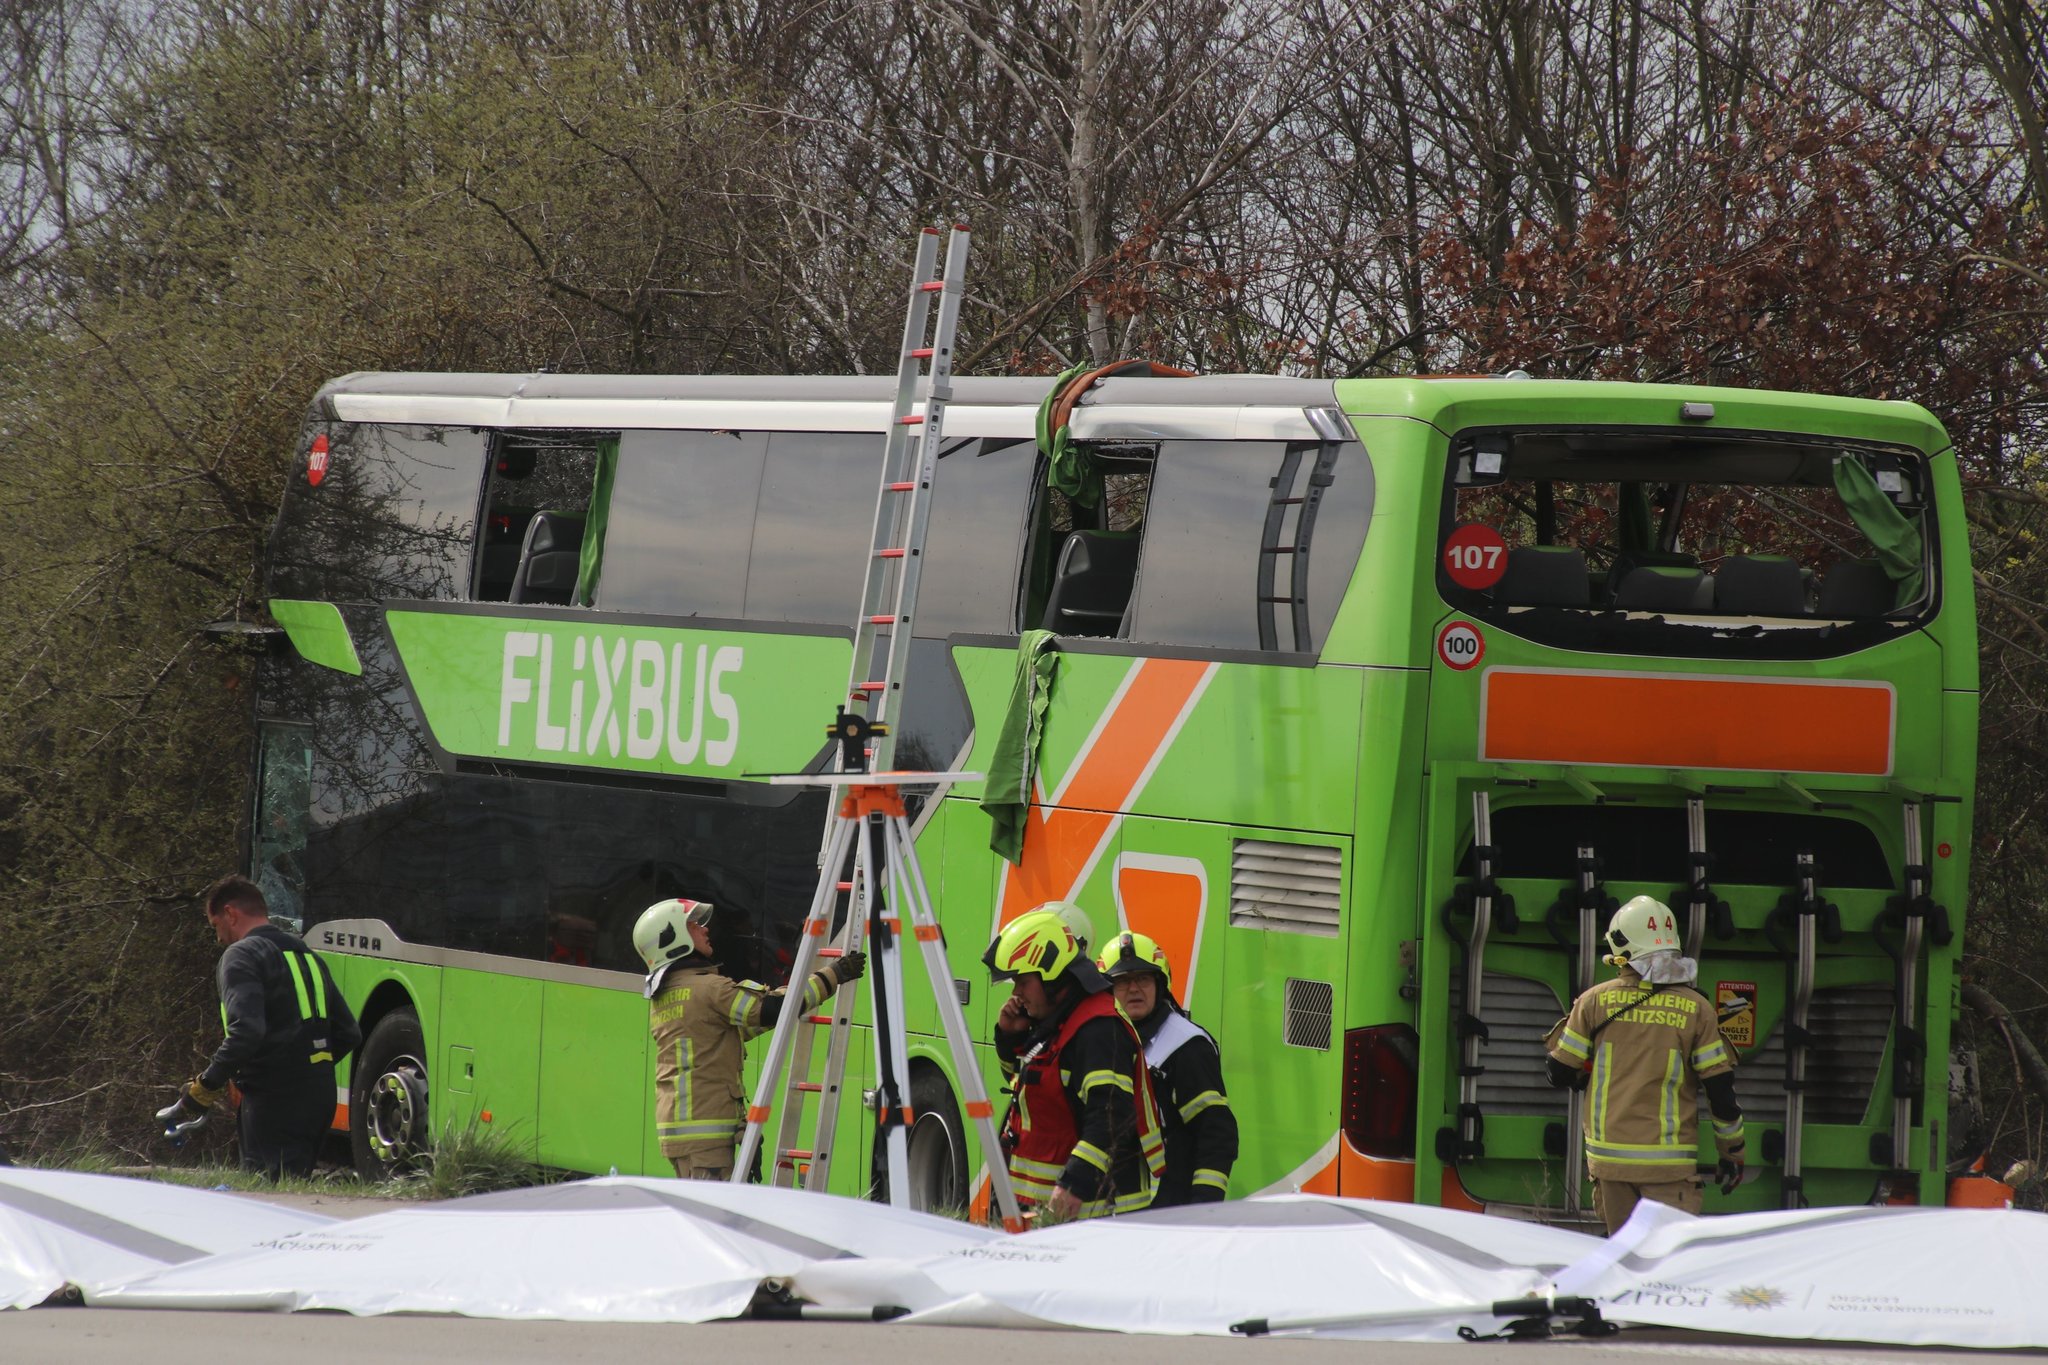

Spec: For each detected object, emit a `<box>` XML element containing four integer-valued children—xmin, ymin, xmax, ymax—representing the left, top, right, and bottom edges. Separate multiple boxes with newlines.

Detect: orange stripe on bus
<box><xmin>1058</xmin><ymin>658</ymin><xmax>1211</xmax><ymax>812</ymax></box>
<box><xmin>1482</xmin><ymin>670</ymin><xmax>1894</xmax><ymax>775</ymax></box>
<box><xmin>997</xmin><ymin>658</ymin><xmax>1211</xmax><ymax>927</ymax></box>
<box><xmin>1116</xmin><ymin>864</ymin><xmax>1205</xmax><ymax>1000</ymax></box>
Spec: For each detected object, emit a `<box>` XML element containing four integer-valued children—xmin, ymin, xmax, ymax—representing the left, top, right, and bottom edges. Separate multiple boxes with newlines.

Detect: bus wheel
<box><xmin>905</xmin><ymin>1066</ymin><xmax>969</xmax><ymax>1215</ymax></box>
<box><xmin>351</xmin><ymin>1009</ymin><xmax>429</xmax><ymax>1180</ymax></box>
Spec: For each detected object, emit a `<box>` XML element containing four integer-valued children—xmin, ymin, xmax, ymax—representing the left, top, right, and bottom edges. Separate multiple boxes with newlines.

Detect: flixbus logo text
<box><xmin>385</xmin><ymin>609</ymin><xmax>845</xmax><ymax>777</ymax></box>
<box><xmin>497</xmin><ymin>631</ymin><xmax>742</xmax><ymax>766</ymax></box>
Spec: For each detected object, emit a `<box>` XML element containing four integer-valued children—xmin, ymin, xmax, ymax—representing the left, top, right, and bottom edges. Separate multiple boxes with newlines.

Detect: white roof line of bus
<box><xmin>321</xmin><ymin>394</ymin><xmax>1337</xmax><ymax>442</ymax></box>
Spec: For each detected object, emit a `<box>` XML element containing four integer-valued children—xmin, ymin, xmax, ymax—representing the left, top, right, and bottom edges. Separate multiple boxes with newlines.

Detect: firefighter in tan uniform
<box><xmin>1546</xmin><ymin>895</ymin><xmax>1746</xmax><ymax>1233</ymax></box>
<box><xmin>633</xmin><ymin>898</ymin><xmax>864</xmax><ymax>1180</ymax></box>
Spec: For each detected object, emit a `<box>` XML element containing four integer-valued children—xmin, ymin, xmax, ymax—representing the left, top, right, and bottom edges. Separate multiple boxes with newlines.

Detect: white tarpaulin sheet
<box><xmin>37</xmin><ymin>1166</ymin><xmax>2048</xmax><ymax>1348</ymax></box>
<box><xmin>95</xmin><ymin>1176</ymin><xmax>994</xmax><ymax>1320</ymax></box>
<box><xmin>1561</xmin><ymin>1198</ymin><xmax>2048</xmax><ymax>1349</ymax></box>
<box><xmin>793</xmin><ymin>1194</ymin><xmax>1599</xmax><ymax>1339</ymax></box>
<box><xmin>0</xmin><ymin>1168</ymin><xmax>333</xmax><ymax>1309</ymax></box>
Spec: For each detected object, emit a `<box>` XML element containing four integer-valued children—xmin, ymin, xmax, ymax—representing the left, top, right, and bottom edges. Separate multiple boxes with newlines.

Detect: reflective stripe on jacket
<box><xmin>650</xmin><ymin>962</ymin><xmax>830</xmax><ymax>1161</ymax></box>
<box><xmin>1002</xmin><ymin>990</ymin><xmax>1165</xmax><ymax>1216</ymax></box>
<box><xmin>1137</xmin><ymin>1008</ymin><xmax>1238</xmax><ymax>1206</ymax></box>
<box><xmin>201</xmin><ymin>924</ymin><xmax>360</xmax><ymax>1094</ymax></box>
<box><xmin>1549</xmin><ymin>971</ymin><xmax>1738</xmax><ymax>1181</ymax></box>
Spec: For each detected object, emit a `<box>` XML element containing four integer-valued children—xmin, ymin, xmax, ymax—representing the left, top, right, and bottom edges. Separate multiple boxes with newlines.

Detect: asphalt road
<box><xmin>5</xmin><ymin>1311</ymin><xmax>2044</xmax><ymax>1365</ymax></box>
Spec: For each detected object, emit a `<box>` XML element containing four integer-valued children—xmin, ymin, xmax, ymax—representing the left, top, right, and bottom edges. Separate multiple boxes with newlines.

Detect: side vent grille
<box><xmin>1721</xmin><ymin>983</ymin><xmax>1894</xmax><ymax>1127</ymax></box>
<box><xmin>1283</xmin><ymin>979</ymin><xmax>1335</xmax><ymax>1050</ymax></box>
<box><xmin>1231</xmin><ymin>840</ymin><xmax>1342</xmax><ymax>936</ymax></box>
<box><xmin>1464</xmin><ymin>972</ymin><xmax>1568</xmax><ymax>1117</ymax></box>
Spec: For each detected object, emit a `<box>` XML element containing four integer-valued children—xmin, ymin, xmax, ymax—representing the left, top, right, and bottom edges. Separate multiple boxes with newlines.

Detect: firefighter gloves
<box><xmin>833</xmin><ymin>950</ymin><xmax>868</xmax><ymax>985</ymax></box>
<box><xmin>1715</xmin><ymin>1135</ymin><xmax>1746</xmax><ymax>1194</ymax></box>
<box><xmin>154</xmin><ymin>1077</ymin><xmax>223</xmax><ymax>1131</ymax></box>
<box><xmin>154</xmin><ymin>1094</ymin><xmax>201</xmax><ymax>1127</ymax></box>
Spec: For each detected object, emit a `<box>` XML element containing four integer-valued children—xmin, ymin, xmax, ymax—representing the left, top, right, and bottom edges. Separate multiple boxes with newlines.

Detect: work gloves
<box><xmin>1543</xmin><ymin>1056</ymin><xmax>1590</xmax><ymax>1092</ymax></box>
<box><xmin>1714</xmin><ymin>1137</ymin><xmax>1746</xmax><ymax>1194</ymax></box>
<box><xmin>832</xmin><ymin>949</ymin><xmax>867</xmax><ymax>985</ymax></box>
<box><xmin>155</xmin><ymin>1078</ymin><xmax>223</xmax><ymax>1133</ymax></box>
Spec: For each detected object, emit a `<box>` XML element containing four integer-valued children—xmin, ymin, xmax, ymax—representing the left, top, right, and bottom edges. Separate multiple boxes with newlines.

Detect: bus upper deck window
<box><xmin>476</xmin><ymin>433</ymin><xmax>601</xmax><ymax>604</ymax></box>
<box><xmin>1438</xmin><ymin>428</ymin><xmax>1934</xmax><ymax>656</ymax></box>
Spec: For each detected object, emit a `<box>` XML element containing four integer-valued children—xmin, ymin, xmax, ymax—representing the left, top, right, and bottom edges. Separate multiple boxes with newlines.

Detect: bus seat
<box><xmin>1614</xmin><ymin>565</ymin><xmax>1711</xmax><ymax>613</ymax></box>
<box><xmin>510</xmin><ymin>511</ymin><xmax>586</xmax><ymax>606</ymax></box>
<box><xmin>1040</xmin><ymin>530</ymin><xmax>1141</xmax><ymax>636</ymax></box>
<box><xmin>1715</xmin><ymin>554</ymin><xmax>1808</xmax><ymax>616</ymax></box>
<box><xmin>1493</xmin><ymin>545</ymin><xmax>1590</xmax><ymax>606</ymax></box>
<box><xmin>1604</xmin><ymin>549</ymin><xmax>1698</xmax><ymax>603</ymax></box>
<box><xmin>1817</xmin><ymin>558</ymin><xmax>1894</xmax><ymax>617</ymax></box>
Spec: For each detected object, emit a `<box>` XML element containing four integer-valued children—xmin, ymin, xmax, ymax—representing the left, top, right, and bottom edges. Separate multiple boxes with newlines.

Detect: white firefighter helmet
<box><xmin>1603</xmin><ymin>894</ymin><xmax>1681</xmax><ymax>965</ymax></box>
<box><xmin>634</xmin><ymin>897</ymin><xmax>714</xmax><ymax>975</ymax></box>
<box><xmin>1034</xmin><ymin>900</ymin><xmax>1095</xmax><ymax>955</ymax></box>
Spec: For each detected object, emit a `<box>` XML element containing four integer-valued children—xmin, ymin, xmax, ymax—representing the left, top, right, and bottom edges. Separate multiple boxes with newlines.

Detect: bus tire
<box><xmin>351</xmin><ymin>1009</ymin><xmax>429</xmax><ymax>1180</ymax></box>
<box><xmin>903</xmin><ymin>1064</ymin><xmax>969</xmax><ymax>1215</ymax></box>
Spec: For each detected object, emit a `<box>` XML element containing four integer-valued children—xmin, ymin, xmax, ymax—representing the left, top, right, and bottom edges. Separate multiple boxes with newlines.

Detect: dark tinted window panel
<box><xmin>892</xmin><ymin>638</ymin><xmax>975</xmax><ymax>772</ymax></box>
<box><xmin>744</xmin><ymin>431</ymin><xmax>879</xmax><ymax>625</ymax></box>
<box><xmin>1464</xmin><ymin>804</ymin><xmax>1892</xmax><ymax>890</ymax></box>
<box><xmin>918</xmin><ymin>438</ymin><xmax>1034</xmax><ymax>638</ymax></box>
<box><xmin>600</xmin><ymin>430</ymin><xmax>765</xmax><ymax>618</ymax></box>
<box><xmin>329</xmin><ymin>771</ymin><xmax>825</xmax><ymax>982</ymax></box>
<box><xmin>1126</xmin><ymin>440</ymin><xmax>1371</xmax><ymax>651</ymax></box>
<box><xmin>269</xmin><ymin>423</ymin><xmax>484</xmax><ymax>602</ymax></box>
<box><xmin>251</xmin><ymin>722</ymin><xmax>313</xmax><ymax>930</ymax></box>
<box><xmin>281</xmin><ymin>612</ymin><xmax>448</xmax><ymax>947</ymax></box>
<box><xmin>273</xmin><ymin>589</ymin><xmax>829</xmax><ymax>981</ymax></box>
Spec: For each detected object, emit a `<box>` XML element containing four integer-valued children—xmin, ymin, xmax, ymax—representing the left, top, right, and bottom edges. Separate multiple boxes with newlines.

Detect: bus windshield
<box><xmin>1437</xmin><ymin>428</ymin><xmax>1935</xmax><ymax>656</ymax></box>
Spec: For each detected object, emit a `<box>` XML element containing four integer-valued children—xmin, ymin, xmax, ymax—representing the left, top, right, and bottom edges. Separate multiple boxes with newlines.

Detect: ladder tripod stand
<box><xmin>730</xmin><ymin>225</ymin><xmax>1024</xmax><ymax>1231</ymax></box>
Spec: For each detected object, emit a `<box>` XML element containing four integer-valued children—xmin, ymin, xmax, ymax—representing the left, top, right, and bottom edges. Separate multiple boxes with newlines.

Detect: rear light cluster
<box><xmin>1342</xmin><ymin>1024</ymin><xmax>1419</xmax><ymax>1158</ymax></box>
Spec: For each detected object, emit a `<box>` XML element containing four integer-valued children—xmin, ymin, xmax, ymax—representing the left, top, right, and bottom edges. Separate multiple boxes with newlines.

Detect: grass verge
<box><xmin>34</xmin><ymin>1118</ymin><xmax>556</xmax><ymax>1201</ymax></box>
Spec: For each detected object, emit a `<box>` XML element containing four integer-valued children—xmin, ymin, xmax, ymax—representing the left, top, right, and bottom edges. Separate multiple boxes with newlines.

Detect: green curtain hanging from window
<box><xmin>981</xmin><ymin>630</ymin><xmax>1060</xmax><ymax>864</ymax></box>
<box><xmin>573</xmin><ymin>437</ymin><xmax>619</xmax><ymax>607</ymax></box>
<box><xmin>1832</xmin><ymin>455</ymin><xmax>1924</xmax><ymax>606</ymax></box>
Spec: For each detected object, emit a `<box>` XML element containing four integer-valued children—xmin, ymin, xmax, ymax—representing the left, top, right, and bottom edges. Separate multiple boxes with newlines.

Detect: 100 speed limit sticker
<box><xmin>1436</xmin><ymin>620</ymin><xmax>1485</xmax><ymax>671</ymax></box>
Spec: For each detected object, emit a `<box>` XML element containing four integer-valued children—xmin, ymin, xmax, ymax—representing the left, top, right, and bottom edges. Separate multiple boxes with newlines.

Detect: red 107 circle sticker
<box><xmin>1443</xmin><ymin>523</ymin><xmax>1508</xmax><ymax>590</ymax></box>
<box><xmin>1437</xmin><ymin>621</ymin><xmax>1485</xmax><ymax>671</ymax></box>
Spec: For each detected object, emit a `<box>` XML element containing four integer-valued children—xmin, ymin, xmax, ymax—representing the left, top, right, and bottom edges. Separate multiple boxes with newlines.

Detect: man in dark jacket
<box><xmin>158</xmin><ymin>875</ymin><xmax>360</xmax><ymax>1178</ymax></box>
<box><xmin>1097</xmin><ymin>930</ymin><xmax>1238</xmax><ymax>1204</ymax></box>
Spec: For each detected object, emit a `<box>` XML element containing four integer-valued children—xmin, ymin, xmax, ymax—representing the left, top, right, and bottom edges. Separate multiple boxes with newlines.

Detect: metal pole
<box><xmin>889</xmin><ymin>810</ymin><xmax>1025</xmax><ymax>1229</ymax></box>
<box><xmin>1683</xmin><ymin>799</ymin><xmax>1708</xmax><ymax>960</ymax></box>
<box><xmin>1565</xmin><ymin>845</ymin><xmax>1597</xmax><ymax>1214</ymax></box>
<box><xmin>734</xmin><ymin>812</ymin><xmax>858</xmax><ymax>1182</ymax></box>
<box><xmin>1892</xmin><ymin>805</ymin><xmax>1925</xmax><ymax>1172</ymax></box>
<box><xmin>1457</xmin><ymin>792</ymin><xmax>1494</xmax><ymax>1159</ymax></box>
<box><xmin>1783</xmin><ymin>852</ymin><xmax>1818</xmax><ymax>1208</ymax></box>
<box><xmin>862</xmin><ymin>810</ymin><xmax>913</xmax><ymax>1201</ymax></box>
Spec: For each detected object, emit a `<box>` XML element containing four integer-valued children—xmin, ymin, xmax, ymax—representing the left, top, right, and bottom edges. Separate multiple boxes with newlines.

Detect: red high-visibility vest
<box><xmin>1003</xmin><ymin>991</ymin><xmax>1164</xmax><ymax>1214</ymax></box>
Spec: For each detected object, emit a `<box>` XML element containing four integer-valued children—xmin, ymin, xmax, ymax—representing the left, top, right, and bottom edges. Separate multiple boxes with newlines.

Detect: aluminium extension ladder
<box><xmin>730</xmin><ymin>226</ymin><xmax>1023</xmax><ymax>1230</ymax></box>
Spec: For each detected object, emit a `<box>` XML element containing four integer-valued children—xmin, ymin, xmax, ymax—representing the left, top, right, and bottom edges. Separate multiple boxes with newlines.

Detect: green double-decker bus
<box><xmin>250</xmin><ymin>370</ymin><xmax>1973</xmax><ymax>1213</ymax></box>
